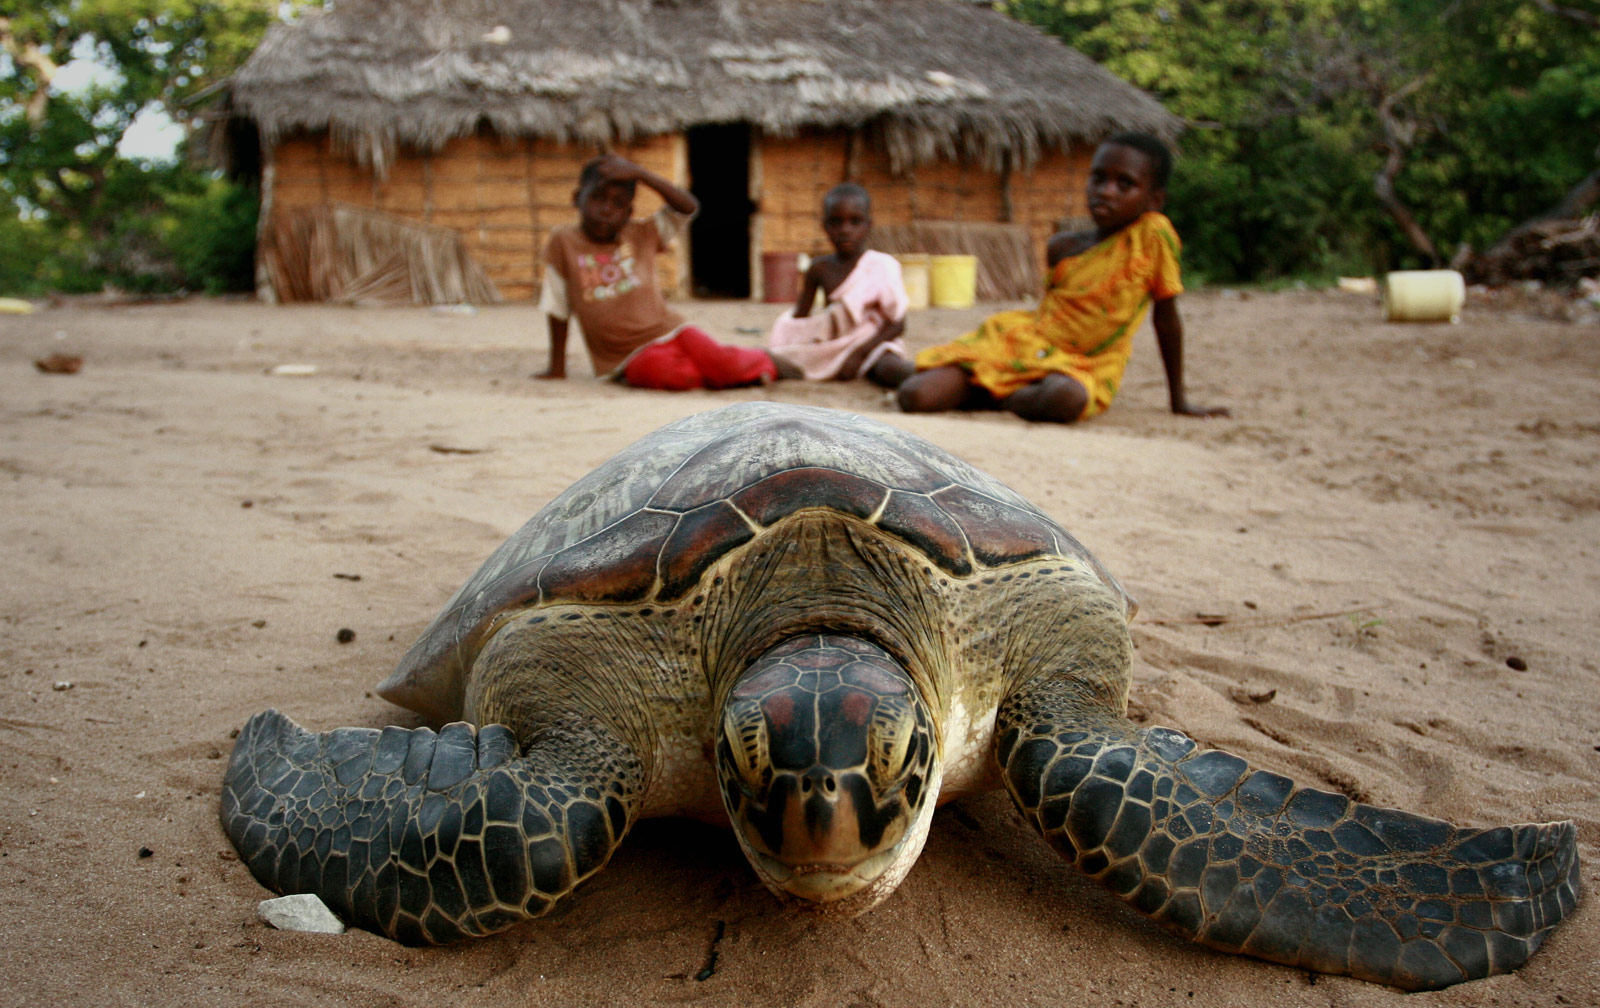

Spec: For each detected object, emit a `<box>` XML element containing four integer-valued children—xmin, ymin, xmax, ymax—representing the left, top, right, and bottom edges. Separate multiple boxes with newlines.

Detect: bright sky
<box><xmin>52</xmin><ymin>53</ymin><xmax>185</xmax><ymax>162</ymax></box>
<box><xmin>118</xmin><ymin>107</ymin><xmax>185</xmax><ymax>161</ymax></box>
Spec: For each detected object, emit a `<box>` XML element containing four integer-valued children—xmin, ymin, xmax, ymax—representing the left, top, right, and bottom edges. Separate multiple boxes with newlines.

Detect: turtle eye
<box><xmin>719</xmin><ymin>701</ymin><xmax>770</xmax><ymax>796</ymax></box>
<box><xmin>866</xmin><ymin>697</ymin><xmax>916</xmax><ymax>791</ymax></box>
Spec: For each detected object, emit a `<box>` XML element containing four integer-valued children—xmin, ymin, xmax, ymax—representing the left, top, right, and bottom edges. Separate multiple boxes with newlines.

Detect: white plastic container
<box><xmin>1383</xmin><ymin>269</ymin><xmax>1465</xmax><ymax>323</ymax></box>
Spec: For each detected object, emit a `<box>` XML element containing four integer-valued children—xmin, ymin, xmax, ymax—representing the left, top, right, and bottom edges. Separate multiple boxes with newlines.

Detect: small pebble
<box><xmin>52</xmin><ymin>681</ymin><xmax>73</xmax><ymax>691</ymax></box>
<box><xmin>1229</xmin><ymin>686</ymin><xmax>1277</xmax><ymax>704</ymax></box>
<box><xmin>257</xmin><ymin>893</ymin><xmax>346</xmax><ymax>934</ymax></box>
<box><xmin>34</xmin><ymin>353</ymin><xmax>83</xmax><ymax>374</ymax></box>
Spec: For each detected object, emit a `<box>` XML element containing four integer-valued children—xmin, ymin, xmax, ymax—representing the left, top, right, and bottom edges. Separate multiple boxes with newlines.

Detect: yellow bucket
<box><xmin>930</xmin><ymin>254</ymin><xmax>978</xmax><ymax>309</ymax></box>
<box><xmin>1384</xmin><ymin>269</ymin><xmax>1465</xmax><ymax>323</ymax></box>
<box><xmin>896</xmin><ymin>253</ymin><xmax>930</xmax><ymax>310</ymax></box>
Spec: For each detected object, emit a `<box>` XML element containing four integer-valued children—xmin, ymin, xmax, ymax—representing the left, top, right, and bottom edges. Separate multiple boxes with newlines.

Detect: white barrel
<box><xmin>1383</xmin><ymin>270</ymin><xmax>1465</xmax><ymax>323</ymax></box>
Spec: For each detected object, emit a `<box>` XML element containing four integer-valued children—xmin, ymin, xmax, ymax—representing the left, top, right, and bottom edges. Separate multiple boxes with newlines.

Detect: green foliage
<box><xmin>163</xmin><ymin>173</ymin><xmax>259</xmax><ymax>293</ymax></box>
<box><xmin>1006</xmin><ymin>0</ymin><xmax>1600</xmax><ymax>283</ymax></box>
<box><xmin>0</xmin><ymin>212</ymin><xmax>54</xmax><ymax>293</ymax></box>
<box><xmin>0</xmin><ymin>156</ymin><xmax>258</xmax><ymax>295</ymax></box>
<box><xmin>0</xmin><ymin>2</ymin><xmax>311</xmax><ymax>295</ymax></box>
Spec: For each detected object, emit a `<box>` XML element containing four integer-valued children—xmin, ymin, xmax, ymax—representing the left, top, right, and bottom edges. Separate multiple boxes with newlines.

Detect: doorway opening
<box><xmin>687</xmin><ymin>123</ymin><xmax>753</xmax><ymax>298</ymax></box>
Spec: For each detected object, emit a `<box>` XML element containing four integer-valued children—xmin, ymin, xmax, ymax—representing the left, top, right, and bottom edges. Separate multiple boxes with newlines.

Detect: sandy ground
<box><xmin>2</xmin><ymin>288</ymin><xmax>1597</xmax><ymax>1007</ymax></box>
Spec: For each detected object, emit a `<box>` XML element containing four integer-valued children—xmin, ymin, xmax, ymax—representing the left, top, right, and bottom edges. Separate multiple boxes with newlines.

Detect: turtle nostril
<box><xmin>802</xmin><ymin>767</ymin><xmax>837</xmax><ymax>796</ymax></box>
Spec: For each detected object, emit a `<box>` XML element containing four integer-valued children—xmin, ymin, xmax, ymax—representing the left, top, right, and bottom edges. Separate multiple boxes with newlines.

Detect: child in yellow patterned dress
<box><xmin>895</xmin><ymin>133</ymin><xmax>1227</xmax><ymax>424</ymax></box>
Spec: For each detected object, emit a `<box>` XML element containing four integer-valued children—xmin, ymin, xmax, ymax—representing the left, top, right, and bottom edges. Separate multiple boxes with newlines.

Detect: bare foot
<box><xmin>867</xmin><ymin>352</ymin><xmax>915</xmax><ymax>388</ymax></box>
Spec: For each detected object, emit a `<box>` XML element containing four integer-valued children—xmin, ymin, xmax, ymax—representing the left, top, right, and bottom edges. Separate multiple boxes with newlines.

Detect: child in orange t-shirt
<box><xmin>538</xmin><ymin>154</ymin><xmax>788</xmax><ymax>390</ymax></box>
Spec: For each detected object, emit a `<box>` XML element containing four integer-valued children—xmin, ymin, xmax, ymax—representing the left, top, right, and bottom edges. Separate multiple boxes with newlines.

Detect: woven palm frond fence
<box><xmin>261</xmin><ymin>202</ymin><xmax>503</xmax><ymax>306</ymax></box>
<box><xmin>871</xmin><ymin>221</ymin><xmax>1039</xmax><ymax>301</ymax></box>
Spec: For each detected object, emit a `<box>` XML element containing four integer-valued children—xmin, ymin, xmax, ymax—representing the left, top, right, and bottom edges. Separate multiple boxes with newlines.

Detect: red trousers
<box><xmin>622</xmin><ymin>326</ymin><xmax>776</xmax><ymax>390</ymax></box>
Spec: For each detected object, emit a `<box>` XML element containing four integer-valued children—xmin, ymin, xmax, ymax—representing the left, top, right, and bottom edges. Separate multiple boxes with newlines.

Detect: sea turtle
<box><xmin>221</xmin><ymin>402</ymin><xmax>1578</xmax><ymax>990</ymax></box>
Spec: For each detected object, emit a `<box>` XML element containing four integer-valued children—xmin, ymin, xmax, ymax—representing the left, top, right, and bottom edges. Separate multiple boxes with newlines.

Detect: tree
<box><xmin>1005</xmin><ymin>0</ymin><xmax>1600</xmax><ymax>283</ymax></box>
<box><xmin>1366</xmin><ymin>0</ymin><xmax>1600</xmax><ymax>271</ymax></box>
<box><xmin>0</xmin><ymin>2</ymin><xmax>315</xmax><ymax>292</ymax></box>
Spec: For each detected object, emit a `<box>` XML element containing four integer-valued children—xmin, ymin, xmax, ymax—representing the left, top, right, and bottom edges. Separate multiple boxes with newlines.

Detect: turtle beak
<box><xmin>754</xmin><ymin>847</ymin><xmax>910</xmax><ymax>903</ymax></box>
<box><xmin>751</xmin><ymin>765</ymin><xmax>909</xmax><ymax>902</ymax></box>
<box><xmin>728</xmin><ymin>756</ymin><xmax>941</xmax><ymax>911</ymax></box>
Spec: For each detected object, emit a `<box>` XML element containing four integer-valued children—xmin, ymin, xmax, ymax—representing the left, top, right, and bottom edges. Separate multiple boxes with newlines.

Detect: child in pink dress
<box><xmin>768</xmin><ymin>184</ymin><xmax>910</xmax><ymax>385</ymax></box>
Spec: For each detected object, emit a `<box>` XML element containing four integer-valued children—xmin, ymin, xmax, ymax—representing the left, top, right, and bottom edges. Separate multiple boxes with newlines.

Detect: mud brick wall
<box><xmin>264</xmin><ymin>128</ymin><xmax>1089</xmax><ymax>302</ymax></box>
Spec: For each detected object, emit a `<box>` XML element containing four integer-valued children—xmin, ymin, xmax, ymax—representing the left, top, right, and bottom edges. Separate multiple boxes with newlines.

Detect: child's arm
<box><xmin>791</xmin><ymin>260</ymin><xmax>825</xmax><ymax>318</ymax></box>
<box><xmin>535</xmin><ymin>262</ymin><xmax>571</xmax><ymax>379</ymax></box>
<box><xmin>535</xmin><ymin>315</ymin><xmax>569</xmax><ymax>379</ymax></box>
<box><xmin>1047</xmin><ymin>229</ymin><xmax>1097</xmax><ymax>266</ymax></box>
<box><xmin>594</xmin><ymin>153</ymin><xmax>699</xmax><ymax>217</ymax></box>
<box><xmin>1153</xmin><ymin>297</ymin><xmax>1228</xmax><ymax>417</ymax></box>
<box><xmin>835</xmin><ymin>317</ymin><xmax>905</xmax><ymax>381</ymax></box>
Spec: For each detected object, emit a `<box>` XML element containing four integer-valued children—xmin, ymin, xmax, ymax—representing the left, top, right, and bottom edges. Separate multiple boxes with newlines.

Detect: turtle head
<box><xmin>716</xmin><ymin>634</ymin><xmax>940</xmax><ymax>914</ymax></box>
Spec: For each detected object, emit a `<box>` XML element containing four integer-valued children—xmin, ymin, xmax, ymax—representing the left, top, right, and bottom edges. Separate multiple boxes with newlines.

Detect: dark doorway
<box><xmin>687</xmin><ymin>123</ymin><xmax>752</xmax><ymax>298</ymax></box>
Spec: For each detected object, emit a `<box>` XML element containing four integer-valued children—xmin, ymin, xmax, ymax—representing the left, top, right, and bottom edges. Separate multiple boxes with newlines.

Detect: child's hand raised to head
<box><xmin>590</xmin><ymin>153</ymin><xmax>645</xmax><ymax>184</ymax></box>
<box><xmin>583</xmin><ymin>153</ymin><xmax>700</xmax><ymax>217</ymax></box>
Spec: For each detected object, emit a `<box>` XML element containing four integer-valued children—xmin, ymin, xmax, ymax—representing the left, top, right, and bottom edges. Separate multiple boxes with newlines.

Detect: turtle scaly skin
<box><xmin>224</xmin><ymin>711</ymin><xmax>642</xmax><ymax>943</ymax></box>
<box><xmin>221</xmin><ymin>402</ymin><xmax>1578</xmax><ymax>989</ymax></box>
<box><xmin>997</xmin><ymin>676</ymin><xmax>1578</xmax><ymax>988</ymax></box>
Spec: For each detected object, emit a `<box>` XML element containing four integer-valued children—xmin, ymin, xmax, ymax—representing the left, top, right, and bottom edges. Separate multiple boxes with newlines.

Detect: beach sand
<box><xmin>2</xmin><ymin>289</ymin><xmax>1596</xmax><ymax>1006</ymax></box>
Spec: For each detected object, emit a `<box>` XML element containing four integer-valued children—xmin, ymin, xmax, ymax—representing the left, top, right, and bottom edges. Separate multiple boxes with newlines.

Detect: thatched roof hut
<box><xmin>223</xmin><ymin>0</ymin><xmax>1183</xmax><ymax>303</ymax></box>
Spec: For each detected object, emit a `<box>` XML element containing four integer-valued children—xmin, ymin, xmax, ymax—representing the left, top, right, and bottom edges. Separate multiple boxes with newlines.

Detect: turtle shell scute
<box><xmin>658</xmin><ymin>500</ymin><xmax>757</xmax><ymax>600</ymax></box>
<box><xmin>929</xmin><ymin>484</ymin><xmax>1060</xmax><ymax>566</ymax></box>
<box><xmin>537</xmin><ymin>509</ymin><xmax>677</xmax><ymax>603</ymax></box>
<box><xmin>875</xmin><ymin>489</ymin><xmax>973</xmax><ymax>576</ymax></box>
<box><xmin>730</xmin><ymin>467</ymin><xmax>888</xmax><ymax>527</ymax></box>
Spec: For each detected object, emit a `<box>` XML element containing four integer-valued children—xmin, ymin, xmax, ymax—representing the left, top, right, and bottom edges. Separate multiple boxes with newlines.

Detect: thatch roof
<box><xmin>226</xmin><ymin>0</ymin><xmax>1181</xmax><ymax>174</ymax></box>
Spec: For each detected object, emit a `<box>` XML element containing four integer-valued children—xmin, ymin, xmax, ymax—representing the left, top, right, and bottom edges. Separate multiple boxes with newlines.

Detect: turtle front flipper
<box><xmin>220</xmin><ymin>709</ymin><xmax>643</xmax><ymax>944</ymax></box>
<box><xmin>995</xmin><ymin>679</ymin><xmax>1580</xmax><ymax>990</ymax></box>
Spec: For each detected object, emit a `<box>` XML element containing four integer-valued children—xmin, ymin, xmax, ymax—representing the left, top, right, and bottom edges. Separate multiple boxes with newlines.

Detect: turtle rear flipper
<box><xmin>996</xmin><ymin>681</ymin><xmax>1580</xmax><ymax>991</ymax></box>
<box><xmin>221</xmin><ymin>709</ymin><xmax>642</xmax><ymax>944</ymax></box>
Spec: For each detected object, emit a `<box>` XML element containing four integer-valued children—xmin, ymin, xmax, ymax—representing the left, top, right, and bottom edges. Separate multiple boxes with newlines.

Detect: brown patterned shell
<box><xmin>384</xmin><ymin>402</ymin><xmax>1129</xmax><ymax>705</ymax></box>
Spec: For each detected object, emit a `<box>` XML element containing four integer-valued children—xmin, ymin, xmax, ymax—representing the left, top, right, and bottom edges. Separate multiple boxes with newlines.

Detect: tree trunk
<box><xmin>1544</xmin><ymin>167</ymin><xmax>1600</xmax><ymax>221</ymax></box>
<box><xmin>0</xmin><ymin>17</ymin><xmax>60</xmax><ymax>126</ymax></box>
<box><xmin>1372</xmin><ymin>79</ymin><xmax>1441</xmax><ymax>266</ymax></box>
